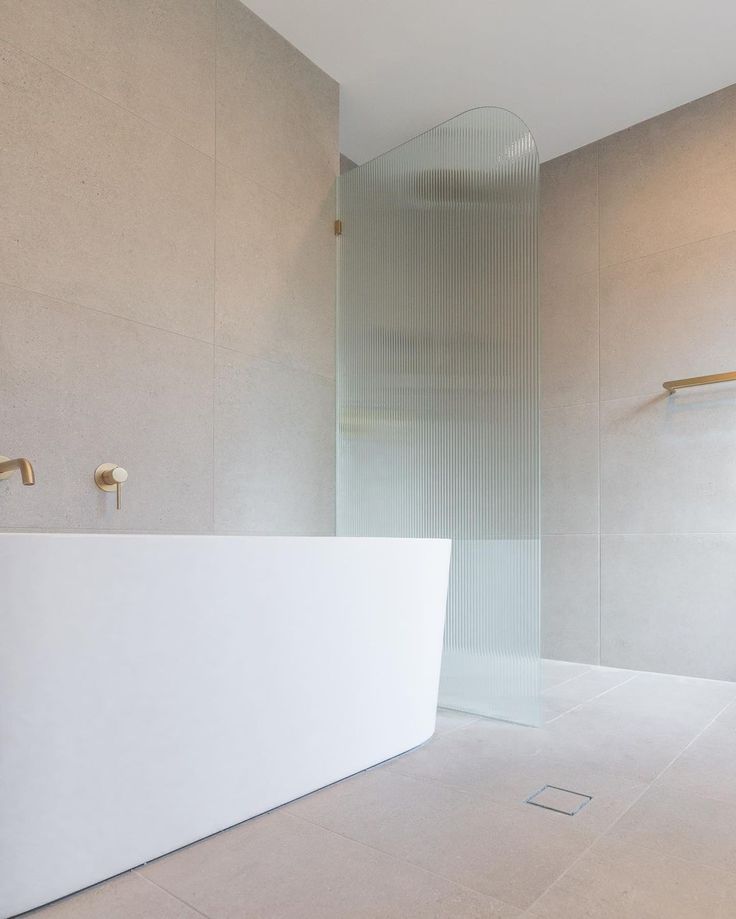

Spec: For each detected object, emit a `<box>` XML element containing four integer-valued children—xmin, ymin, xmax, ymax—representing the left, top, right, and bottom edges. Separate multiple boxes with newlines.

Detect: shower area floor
<box><xmin>30</xmin><ymin>661</ymin><xmax>736</xmax><ymax>918</ymax></box>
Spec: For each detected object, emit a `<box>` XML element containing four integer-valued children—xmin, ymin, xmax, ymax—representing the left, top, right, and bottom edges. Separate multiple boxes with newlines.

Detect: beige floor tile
<box><xmin>716</xmin><ymin>702</ymin><xmax>736</xmax><ymax>730</ymax></box>
<box><xmin>26</xmin><ymin>871</ymin><xmax>202</xmax><ymax>918</ymax></box>
<box><xmin>140</xmin><ymin>810</ymin><xmax>520</xmax><ymax>918</ymax></box>
<box><xmin>542</xmin><ymin>667</ymin><xmax>635</xmax><ymax>708</ymax></box>
<box><xmin>541</xmin><ymin>669</ymin><xmax>637</xmax><ymax>724</ymax></box>
<box><xmin>434</xmin><ymin>708</ymin><xmax>481</xmax><ymax>735</ymax></box>
<box><xmin>529</xmin><ymin>832</ymin><xmax>736</xmax><ymax>918</ymax></box>
<box><xmin>544</xmin><ymin>700</ymin><xmax>705</xmax><ymax>783</ymax></box>
<box><xmin>590</xmin><ymin>671</ymin><xmax>736</xmax><ymax>729</ymax></box>
<box><xmin>614</xmin><ymin>784</ymin><xmax>736</xmax><ymax>874</ymax></box>
<box><xmin>656</xmin><ymin>722</ymin><xmax>736</xmax><ymax>805</ymax></box>
<box><xmin>542</xmin><ymin>660</ymin><xmax>593</xmax><ymax>691</ymax></box>
<box><xmin>288</xmin><ymin>767</ymin><xmax>596</xmax><ymax>910</ymax></box>
<box><xmin>385</xmin><ymin>749</ymin><xmax>644</xmax><ymax>838</ymax></box>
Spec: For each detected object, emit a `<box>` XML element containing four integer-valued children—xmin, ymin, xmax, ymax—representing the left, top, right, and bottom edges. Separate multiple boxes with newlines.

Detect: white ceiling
<box><xmin>246</xmin><ymin>0</ymin><xmax>736</xmax><ymax>164</ymax></box>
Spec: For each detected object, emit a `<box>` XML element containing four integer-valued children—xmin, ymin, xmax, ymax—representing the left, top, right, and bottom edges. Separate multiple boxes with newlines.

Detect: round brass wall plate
<box><xmin>94</xmin><ymin>463</ymin><xmax>118</xmax><ymax>493</ymax></box>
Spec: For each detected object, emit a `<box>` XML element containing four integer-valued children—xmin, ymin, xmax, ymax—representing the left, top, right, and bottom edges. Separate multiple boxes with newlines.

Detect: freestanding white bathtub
<box><xmin>0</xmin><ymin>534</ymin><xmax>451</xmax><ymax>918</ymax></box>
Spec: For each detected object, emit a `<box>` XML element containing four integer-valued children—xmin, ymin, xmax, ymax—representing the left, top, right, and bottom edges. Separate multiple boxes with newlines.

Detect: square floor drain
<box><xmin>525</xmin><ymin>785</ymin><xmax>592</xmax><ymax>816</ymax></box>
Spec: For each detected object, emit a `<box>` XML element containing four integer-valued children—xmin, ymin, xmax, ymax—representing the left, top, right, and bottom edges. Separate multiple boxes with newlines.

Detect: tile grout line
<box><xmin>433</xmin><ymin>721</ymin><xmax>482</xmax><ymax>737</ymax></box>
<box><xmin>212</xmin><ymin>0</ymin><xmax>218</xmax><ymax>534</ymax></box>
<box><xmin>135</xmin><ymin>871</ymin><xmax>213</xmax><ymax>919</ymax></box>
<box><xmin>543</xmin><ymin>673</ymin><xmax>639</xmax><ymax>724</ymax></box>
<box><xmin>281</xmin><ymin>810</ymin><xmax>523</xmax><ymax>913</ymax></box>
<box><xmin>544</xmin><ymin>531</ymin><xmax>736</xmax><ymax>538</ymax></box>
<box><xmin>542</xmin><ymin>665</ymin><xmax>594</xmax><ymax>693</ymax></box>
<box><xmin>524</xmin><ymin>693</ymin><xmax>736</xmax><ymax>913</ymax></box>
<box><xmin>0</xmin><ymin>279</ymin><xmax>215</xmax><ymax>349</ymax></box>
<box><xmin>599</xmin><ymin>226</ymin><xmax>736</xmax><ymax>273</ymax></box>
<box><xmin>574</xmin><ymin>701</ymin><xmax>736</xmax><ymax>882</ymax></box>
<box><xmin>214</xmin><ymin>341</ymin><xmax>337</xmax><ymax>383</ymax></box>
<box><xmin>0</xmin><ymin>277</ymin><xmax>335</xmax><ymax>386</ymax></box>
<box><xmin>596</xmin><ymin>141</ymin><xmax>603</xmax><ymax>667</ymax></box>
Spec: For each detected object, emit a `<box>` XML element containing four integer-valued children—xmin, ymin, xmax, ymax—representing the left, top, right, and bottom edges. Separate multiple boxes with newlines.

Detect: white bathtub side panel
<box><xmin>0</xmin><ymin>535</ymin><xmax>450</xmax><ymax>918</ymax></box>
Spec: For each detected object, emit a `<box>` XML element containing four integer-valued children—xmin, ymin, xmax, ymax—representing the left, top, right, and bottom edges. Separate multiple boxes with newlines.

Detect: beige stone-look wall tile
<box><xmin>216</xmin><ymin>0</ymin><xmax>338</xmax><ymax>210</ymax></box>
<box><xmin>599</xmin><ymin>84</ymin><xmax>736</xmax><ymax>266</ymax></box>
<box><xmin>541</xmin><ymin>402</ymin><xmax>599</xmax><ymax>535</ymax></box>
<box><xmin>541</xmin><ymin>85</ymin><xmax>736</xmax><ymax>678</ymax></box>
<box><xmin>214</xmin><ymin>348</ymin><xmax>334</xmax><ymax>535</ymax></box>
<box><xmin>0</xmin><ymin>0</ymin><xmax>216</xmax><ymax>155</ymax></box>
<box><xmin>601</xmin><ymin>535</ymin><xmax>736</xmax><ymax>680</ymax></box>
<box><xmin>0</xmin><ymin>285</ymin><xmax>213</xmax><ymax>532</ymax></box>
<box><xmin>215</xmin><ymin>163</ymin><xmax>335</xmax><ymax>378</ymax></box>
<box><xmin>0</xmin><ymin>40</ymin><xmax>215</xmax><ymax>342</ymax></box>
<box><xmin>542</xmin><ymin>534</ymin><xmax>599</xmax><ymax>664</ymax></box>
<box><xmin>541</xmin><ymin>270</ymin><xmax>598</xmax><ymax>409</ymax></box>
<box><xmin>540</xmin><ymin>145</ymin><xmax>598</xmax><ymax>283</ymax></box>
<box><xmin>601</xmin><ymin>391</ymin><xmax>736</xmax><ymax>535</ymax></box>
<box><xmin>600</xmin><ymin>232</ymin><xmax>736</xmax><ymax>401</ymax></box>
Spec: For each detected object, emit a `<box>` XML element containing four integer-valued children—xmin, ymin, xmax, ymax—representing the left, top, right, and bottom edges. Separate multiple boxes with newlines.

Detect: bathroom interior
<box><xmin>2</xmin><ymin>1</ymin><xmax>736</xmax><ymax>917</ymax></box>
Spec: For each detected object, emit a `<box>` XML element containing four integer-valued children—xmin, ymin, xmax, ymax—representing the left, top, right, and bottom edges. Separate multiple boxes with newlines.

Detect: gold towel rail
<box><xmin>663</xmin><ymin>371</ymin><xmax>736</xmax><ymax>394</ymax></box>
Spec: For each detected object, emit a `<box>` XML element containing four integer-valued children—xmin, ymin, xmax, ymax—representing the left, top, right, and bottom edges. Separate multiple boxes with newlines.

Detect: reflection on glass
<box><xmin>336</xmin><ymin>108</ymin><xmax>540</xmax><ymax>724</ymax></box>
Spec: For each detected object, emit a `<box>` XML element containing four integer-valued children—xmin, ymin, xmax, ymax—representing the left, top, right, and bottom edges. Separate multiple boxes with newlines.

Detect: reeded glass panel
<box><xmin>336</xmin><ymin>108</ymin><xmax>540</xmax><ymax>725</ymax></box>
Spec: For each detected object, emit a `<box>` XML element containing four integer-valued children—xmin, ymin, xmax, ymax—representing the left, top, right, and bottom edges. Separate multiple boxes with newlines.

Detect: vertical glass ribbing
<box><xmin>336</xmin><ymin>108</ymin><xmax>540</xmax><ymax>725</ymax></box>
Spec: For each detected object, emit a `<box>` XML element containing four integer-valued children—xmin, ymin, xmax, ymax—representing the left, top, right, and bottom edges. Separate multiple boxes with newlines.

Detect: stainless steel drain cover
<box><xmin>525</xmin><ymin>785</ymin><xmax>592</xmax><ymax>816</ymax></box>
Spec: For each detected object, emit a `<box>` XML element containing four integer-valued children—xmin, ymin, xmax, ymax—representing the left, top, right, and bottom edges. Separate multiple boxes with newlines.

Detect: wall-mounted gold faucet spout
<box><xmin>0</xmin><ymin>456</ymin><xmax>36</xmax><ymax>485</ymax></box>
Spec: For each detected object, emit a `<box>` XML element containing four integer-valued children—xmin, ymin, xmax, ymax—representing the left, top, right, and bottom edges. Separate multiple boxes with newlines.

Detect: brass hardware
<box><xmin>0</xmin><ymin>456</ymin><xmax>36</xmax><ymax>486</ymax></box>
<box><xmin>334</xmin><ymin>219</ymin><xmax>343</xmax><ymax>236</ymax></box>
<box><xmin>663</xmin><ymin>371</ymin><xmax>736</xmax><ymax>394</ymax></box>
<box><xmin>95</xmin><ymin>463</ymin><xmax>128</xmax><ymax>510</ymax></box>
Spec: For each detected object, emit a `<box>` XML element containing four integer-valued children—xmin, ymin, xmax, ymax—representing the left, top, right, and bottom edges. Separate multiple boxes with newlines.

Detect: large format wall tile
<box><xmin>216</xmin><ymin>0</ymin><xmax>338</xmax><ymax>210</ymax></box>
<box><xmin>0</xmin><ymin>0</ymin><xmax>216</xmax><ymax>155</ymax></box>
<box><xmin>542</xmin><ymin>403</ymin><xmax>599</xmax><ymax>534</ymax></box>
<box><xmin>0</xmin><ymin>41</ymin><xmax>215</xmax><ymax>341</ymax></box>
<box><xmin>214</xmin><ymin>348</ymin><xmax>334</xmax><ymax>534</ymax></box>
<box><xmin>215</xmin><ymin>164</ymin><xmax>335</xmax><ymax>377</ymax></box>
<box><xmin>540</xmin><ymin>145</ymin><xmax>598</xmax><ymax>283</ymax></box>
<box><xmin>599</xmin><ymin>85</ymin><xmax>736</xmax><ymax>266</ymax></box>
<box><xmin>541</xmin><ymin>270</ymin><xmax>598</xmax><ymax>409</ymax></box>
<box><xmin>0</xmin><ymin>285</ymin><xmax>213</xmax><ymax>532</ymax></box>
<box><xmin>600</xmin><ymin>232</ymin><xmax>736</xmax><ymax>401</ymax></box>
<box><xmin>601</xmin><ymin>392</ymin><xmax>736</xmax><ymax>534</ymax></box>
<box><xmin>601</xmin><ymin>535</ymin><xmax>736</xmax><ymax>680</ymax></box>
<box><xmin>542</xmin><ymin>534</ymin><xmax>599</xmax><ymax>663</ymax></box>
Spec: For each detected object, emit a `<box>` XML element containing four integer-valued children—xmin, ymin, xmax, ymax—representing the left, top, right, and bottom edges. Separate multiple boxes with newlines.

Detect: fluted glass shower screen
<box><xmin>336</xmin><ymin>108</ymin><xmax>540</xmax><ymax>724</ymax></box>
